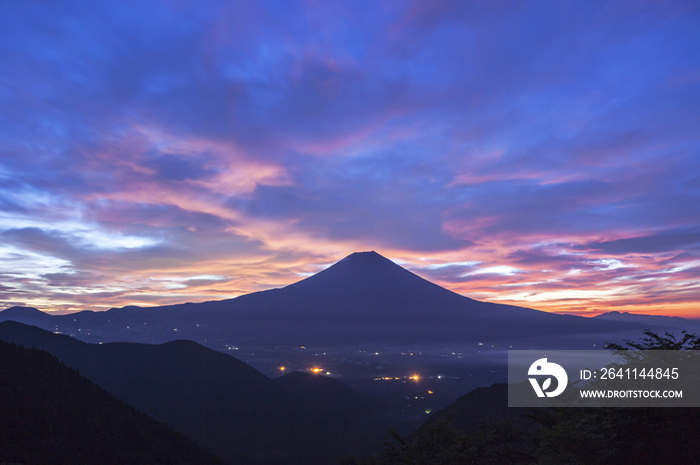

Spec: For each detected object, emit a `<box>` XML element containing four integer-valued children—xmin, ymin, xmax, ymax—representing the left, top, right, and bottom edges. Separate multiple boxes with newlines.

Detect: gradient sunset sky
<box><xmin>1</xmin><ymin>1</ymin><xmax>699</xmax><ymax>316</ymax></box>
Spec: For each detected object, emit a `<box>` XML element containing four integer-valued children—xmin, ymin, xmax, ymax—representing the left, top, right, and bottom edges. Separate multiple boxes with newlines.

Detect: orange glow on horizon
<box><xmin>10</xmin><ymin>240</ymin><xmax>700</xmax><ymax>319</ymax></box>
<box><xmin>4</xmin><ymin>8</ymin><xmax>698</xmax><ymax>323</ymax></box>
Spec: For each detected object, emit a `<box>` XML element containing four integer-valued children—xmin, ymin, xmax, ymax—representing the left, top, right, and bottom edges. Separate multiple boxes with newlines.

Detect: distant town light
<box><xmin>279</xmin><ymin>366</ymin><xmax>286</xmax><ymax>371</ymax></box>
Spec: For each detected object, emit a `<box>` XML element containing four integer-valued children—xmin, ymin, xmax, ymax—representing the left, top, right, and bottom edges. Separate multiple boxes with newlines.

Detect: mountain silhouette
<box><xmin>418</xmin><ymin>383</ymin><xmax>534</xmax><ymax>435</ymax></box>
<box><xmin>275</xmin><ymin>370</ymin><xmax>382</xmax><ymax>418</ymax></box>
<box><xmin>593</xmin><ymin>311</ymin><xmax>700</xmax><ymax>329</ymax></box>
<box><xmin>0</xmin><ymin>305</ymin><xmax>54</xmax><ymax>325</ymax></box>
<box><xmin>0</xmin><ymin>321</ymin><xmax>391</xmax><ymax>465</ymax></box>
<box><xmin>0</xmin><ymin>251</ymin><xmax>655</xmax><ymax>347</ymax></box>
<box><xmin>0</xmin><ymin>338</ymin><xmax>225</xmax><ymax>465</ymax></box>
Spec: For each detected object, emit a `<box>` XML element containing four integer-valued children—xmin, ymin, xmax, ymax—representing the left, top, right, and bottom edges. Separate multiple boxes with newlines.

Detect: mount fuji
<box><xmin>0</xmin><ymin>251</ymin><xmax>662</xmax><ymax>348</ymax></box>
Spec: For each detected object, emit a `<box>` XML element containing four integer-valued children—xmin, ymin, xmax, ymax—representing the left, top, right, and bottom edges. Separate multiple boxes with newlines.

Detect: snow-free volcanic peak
<box><xmin>0</xmin><ymin>251</ymin><xmax>654</xmax><ymax>347</ymax></box>
<box><xmin>284</xmin><ymin>250</ymin><xmax>471</xmax><ymax>308</ymax></box>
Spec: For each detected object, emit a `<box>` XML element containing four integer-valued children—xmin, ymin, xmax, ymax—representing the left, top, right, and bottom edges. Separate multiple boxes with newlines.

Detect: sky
<box><xmin>1</xmin><ymin>1</ymin><xmax>699</xmax><ymax>317</ymax></box>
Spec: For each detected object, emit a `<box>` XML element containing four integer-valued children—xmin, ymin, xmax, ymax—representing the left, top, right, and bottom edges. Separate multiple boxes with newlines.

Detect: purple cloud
<box><xmin>0</xmin><ymin>0</ymin><xmax>699</xmax><ymax>315</ymax></box>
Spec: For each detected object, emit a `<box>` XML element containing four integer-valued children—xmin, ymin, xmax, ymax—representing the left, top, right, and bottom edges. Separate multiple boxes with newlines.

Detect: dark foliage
<box><xmin>536</xmin><ymin>330</ymin><xmax>700</xmax><ymax>465</ymax></box>
<box><xmin>349</xmin><ymin>330</ymin><xmax>700</xmax><ymax>465</ymax></box>
<box><xmin>340</xmin><ymin>419</ymin><xmax>534</xmax><ymax>465</ymax></box>
<box><xmin>605</xmin><ymin>329</ymin><xmax>700</xmax><ymax>351</ymax></box>
<box><xmin>531</xmin><ymin>406</ymin><xmax>700</xmax><ymax>465</ymax></box>
<box><xmin>419</xmin><ymin>383</ymin><xmax>536</xmax><ymax>434</ymax></box>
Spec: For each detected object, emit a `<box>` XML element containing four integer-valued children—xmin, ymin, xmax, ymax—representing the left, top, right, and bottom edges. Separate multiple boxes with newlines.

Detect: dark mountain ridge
<box><xmin>275</xmin><ymin>370</ymin><xmax>382</xmax><ymax>418</ymax></box>
<box><xmin>0</xmin><ymin>304</ymin><xmax>55</xmax><ymax>325</ymax></box>
<box><xmin>0</xmin><ymin>251</ymin><xmax>666</xmax><ymax>348</ymax></box>
<box><xmin>0</xmin><ymin>321</ymin><xmax>392</xmax><ymax>465</ymax></box>
<box><xmin>0</xmin><ymin>338</ymin><xmax>225</xmax><ymax>465</ymax></box>
<box><xmin>593</xmin><ymin>310</ymin><xmax>700</xmax><ymax>329</ymax></box>
<box><xmin>418</xmin><ymin>383</ymin><xmax>533</xmax><ymax>435</ymax></box>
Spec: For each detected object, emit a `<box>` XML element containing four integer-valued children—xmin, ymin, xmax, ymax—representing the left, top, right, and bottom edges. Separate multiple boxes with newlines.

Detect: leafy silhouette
<box><xmin>348</xmin><ymin>330</ymin><xmax>700</xmax><ymax>465</ymax></box>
